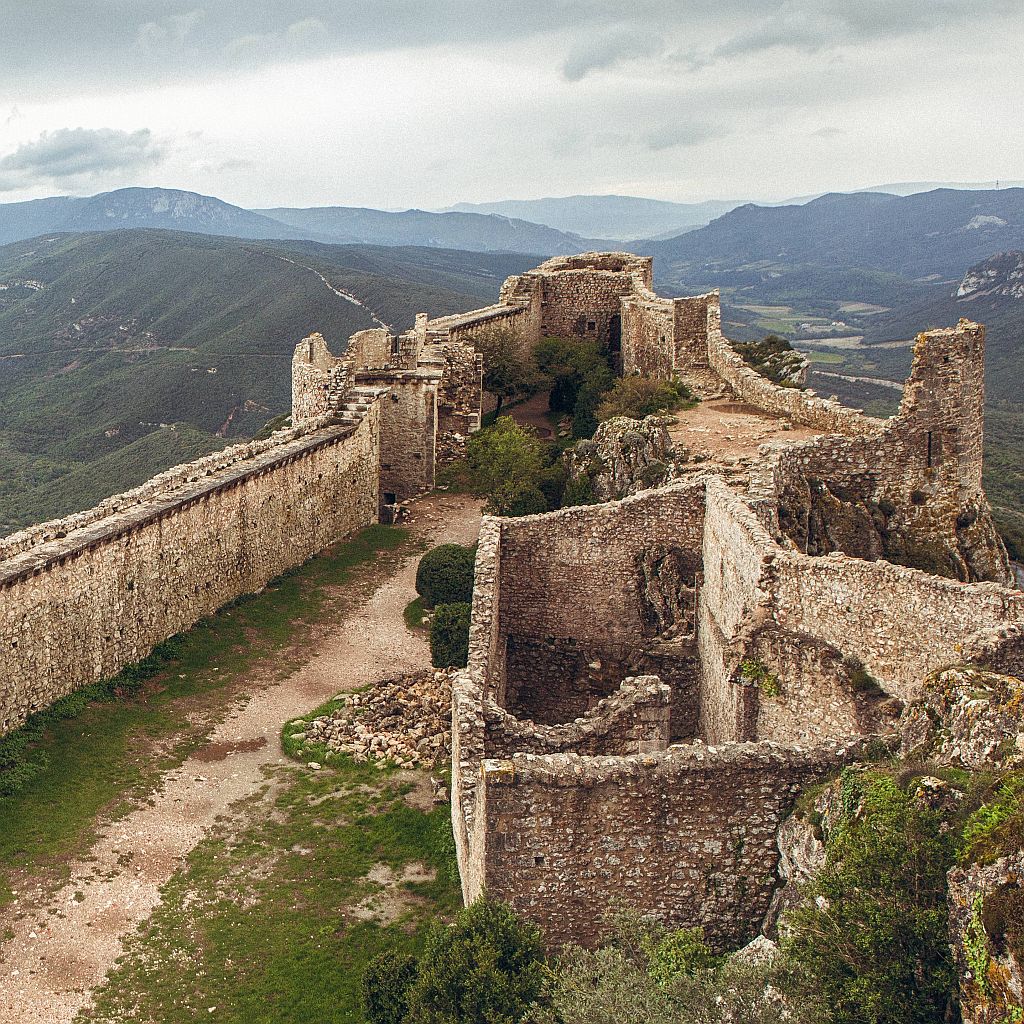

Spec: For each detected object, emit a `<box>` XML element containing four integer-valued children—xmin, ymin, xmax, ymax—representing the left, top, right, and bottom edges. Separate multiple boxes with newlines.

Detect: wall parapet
<box><xmin>0</xmin><ymin>412</ymin><xmax>341</xmax><ymax>565</ymax></box>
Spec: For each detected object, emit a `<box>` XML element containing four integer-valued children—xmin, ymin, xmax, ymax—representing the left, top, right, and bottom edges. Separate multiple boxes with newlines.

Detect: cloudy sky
<box><xmin>0</xmin><ymin>0</ymin><xmax>1020</xmax><ymax>209</ymax></box>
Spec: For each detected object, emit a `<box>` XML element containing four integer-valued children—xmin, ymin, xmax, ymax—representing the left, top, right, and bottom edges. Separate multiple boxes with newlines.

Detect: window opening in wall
<box><xmin>587</xmin><ymin>320</ymin><xmax>596</xmax><ymax>332</ymax></box>
<box><xmin>927</xmin><ymin>430</ymin><xmax>933</xmax><ymax>468</ymax></box>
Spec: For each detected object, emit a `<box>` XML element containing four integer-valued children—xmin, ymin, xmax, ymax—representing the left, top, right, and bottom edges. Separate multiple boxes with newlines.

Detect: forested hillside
<box><xmin>0</xmin><ymin>230</ymin><xmax>533</xmax><ymax>533</ymax></box>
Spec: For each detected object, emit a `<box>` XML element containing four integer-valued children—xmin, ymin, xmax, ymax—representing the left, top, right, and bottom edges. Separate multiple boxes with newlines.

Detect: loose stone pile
<box><xmin>301</xmin><ymin>671</ymin><xmax>452</xmax><ymax>767</ymax></box>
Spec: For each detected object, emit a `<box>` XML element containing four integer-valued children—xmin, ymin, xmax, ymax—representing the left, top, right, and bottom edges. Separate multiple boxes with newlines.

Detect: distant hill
<box><xmin>0</xmin><ymin>188</ymin><xmax>324</xmax><ymax>246</ymax></box>
<box><xmin>646</xmin><ymin>188</ymin><xmax>1024</xmax><ymax>284</ymax></box>
<box><xmin>444</xmin><ymin>195</ymin><xmax>746</xmax><ymax>241</ymax></box>
<box><xmin>0</xmin><ymin>229</ymin><xmax>534</xmax><ymax>533</ymax></box>
<box><xmin>257</xmin><ymin>205</ymin><xmax>602</xmax><ymax>255</ymax></box>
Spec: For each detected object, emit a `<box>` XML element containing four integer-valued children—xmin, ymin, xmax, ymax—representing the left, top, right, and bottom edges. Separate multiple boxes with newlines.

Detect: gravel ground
<box><xmin>0</xmin><ymin>493</ymin><xmax>481</xmax><ymax>1024</ymax></box>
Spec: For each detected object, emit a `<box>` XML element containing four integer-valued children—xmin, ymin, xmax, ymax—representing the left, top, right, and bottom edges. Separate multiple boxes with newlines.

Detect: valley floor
<box><xmin>0</xmin><ymin>493</ymin><xmax>481</xmax><ymax>1024</ymax></box>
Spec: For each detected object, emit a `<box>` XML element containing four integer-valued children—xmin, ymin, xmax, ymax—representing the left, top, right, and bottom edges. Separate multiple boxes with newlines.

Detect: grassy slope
<box><xmin>0</xmin><ymin>230</ymin><xmax>532</xmax><ymax>533</ymax></box>
<box><xmin>0</xmin><ymin>524</ymin><xmax>411</xmax><ymax>905</ymax></box>
<box><xmin>80</xmin><ymin>761</ymin><xmax>459</xmax><ymax>1024</ymax></box>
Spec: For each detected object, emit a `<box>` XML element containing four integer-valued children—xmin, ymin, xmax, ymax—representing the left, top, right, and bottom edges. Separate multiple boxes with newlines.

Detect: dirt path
<box><xmin>0</xmin><ymin>493</ymin><xmax>481</xmax><ymax>1024</ymax></box>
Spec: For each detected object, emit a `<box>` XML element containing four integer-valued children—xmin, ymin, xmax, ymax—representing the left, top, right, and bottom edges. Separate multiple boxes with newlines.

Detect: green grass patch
<box><xmin>0</xmin><ymin>524</ymin><xmax>411</xmax><ymax>906</ymax></box>
<box><xmin>80</xmin><ymin>758</ymin><xmax>461</xmax><ymax>1024</ymax></box>
<box><xmin>404</xmin><ymin>596</ymin><xmax>428</xmax><ymax>632</ymax></box>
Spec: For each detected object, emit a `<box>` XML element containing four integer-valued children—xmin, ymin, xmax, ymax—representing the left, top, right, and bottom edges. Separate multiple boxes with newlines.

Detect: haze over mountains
<box><xmin>2</xmin><ymin>180</ymin><xmax>1023</xmax><ymax>542</ymax></box>
<box><xmin>0</xmin><ymin>188</ymin><xmax>601</xmax><ymax>256</ymax></box>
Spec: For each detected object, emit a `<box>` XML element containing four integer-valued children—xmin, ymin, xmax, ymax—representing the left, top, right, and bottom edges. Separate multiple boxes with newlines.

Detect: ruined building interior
<box><xmin>3</xmin><ymin>251</ymin><xmax>1022</xmax><ymax>952</ymax></box>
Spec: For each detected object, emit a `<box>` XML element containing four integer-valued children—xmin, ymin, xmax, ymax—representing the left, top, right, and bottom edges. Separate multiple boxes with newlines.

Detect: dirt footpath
<box><xmin>0</xmin><ymin>493</ymin><xmax>481</xmax><ymax>1024</ymax></box>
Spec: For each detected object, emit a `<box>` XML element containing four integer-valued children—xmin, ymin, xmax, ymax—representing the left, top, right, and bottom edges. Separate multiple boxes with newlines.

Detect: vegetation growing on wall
<box><xmin>733</xmin><ymin>334</ymin><xmax>808</xmax><ymax>388</ymax></box>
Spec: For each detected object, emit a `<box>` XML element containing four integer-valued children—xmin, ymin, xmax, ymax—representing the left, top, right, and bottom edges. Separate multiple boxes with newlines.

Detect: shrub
<box><xmin>362</xmin><ymin>951</ymin><xmax>419</xmax><ymax>1024</ymax></box>
<box><xmin>597</xmin><ymin>376</ymin><xmax>693</xmax><ymax>422</ymax></box>
<box><xmin>415</xmin><ymin>544</ymin><xmax>476</xmax><ymax>609</ymax></box>
<box><xmin>465</xmin><ymin>417</ymin><xmax>548</xmax><ymax>516</ymax></box>
<box><xmin>430</xmin><ymin>602</ymin><xmax>471</xmax><ymax>669</ymax></box>
<box><xmin>406</xmin><ymin>898</ymin><xmax>545</xmax><ymax>1024</ymax></box>
<box><xmin>474</xmin><ymin>327</ymin><xmax>542</xmax><ymax>413</ymax></box>
<box><xmin>534</xmin><ymin>913</ymin><xmax>807</xmax><ymax>1024</ymax></box>
<box><xmin>533</xmin><ymin>336</ymin><xmax>615</xmax><ymax>437</ymax></box>
<box><xmin>781</xmin><ymin>772</ymin><xmax>957</xmax><ymax>1024</ymax></box>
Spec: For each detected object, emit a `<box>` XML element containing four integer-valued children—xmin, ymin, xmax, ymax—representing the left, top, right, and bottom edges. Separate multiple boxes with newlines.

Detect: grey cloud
<box><xmin>703</xmin><ymin>0</ymin><xmax>1019</xmax><ymax>63</ymax></box>
<box><xmin>562</xmin><ymin>31</ymin><xmax>658</xmax><ymax>81</ymax></box>
<box><xmin>0</xmin><ymin>128</ymin><xmax>164</xmax><ymax>191</ymax></box>
<box><xmin>0</xmin><ymin>0</ymin><xmax>1018</xmax><ymax>97</ymax></box>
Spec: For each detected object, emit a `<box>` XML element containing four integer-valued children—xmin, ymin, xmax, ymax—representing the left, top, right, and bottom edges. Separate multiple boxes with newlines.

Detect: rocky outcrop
<box><xmin>900</xmin><ymin>666</ymin><xmax>1024</xmax><ymax>769</ymax></box>
<box><xmin>762</xmin><ymin>777</ymin><xmax>846</xmax><ymax>937</ymax></box>
<box><xmin>949</xmin><ymin>851</ymin><xmax>1024</xmax><ymax>1024</ymax></box>
<box><xmin>299</xmin><ymin>671</ymin><xmax>452</xmax><ymax>767</ymax></box>
<box><xmin>565</xmin><ymin>415</ymin><xmax>678</xmax><ymax>502</ymax></box>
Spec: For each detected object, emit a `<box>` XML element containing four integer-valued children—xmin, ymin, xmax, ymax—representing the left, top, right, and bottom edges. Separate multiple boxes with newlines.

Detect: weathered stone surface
<box><xmin>565</xmin><ymin>414</ymin><xmax>677</xmax><ymax>502</ymax></box>
<box><xmin>900</xmin><ymin>666</ymin><xmax>1024</xmax><ymax>769</ymax></box>
<box><xmin>301</xmin><ymin>670</ymin><xmax>452</xmax><ymax>767</ymax></box>
<box><xmin>949</xmin><ymin>852</ymin><xmax>1024</xmax><ymax>1024</ymax></box>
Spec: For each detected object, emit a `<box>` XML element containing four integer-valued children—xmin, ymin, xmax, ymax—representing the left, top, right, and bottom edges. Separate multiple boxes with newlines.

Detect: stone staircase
<box><xmin>331</xmin><ymin>385</ymin><xmax>388</xmax><ymax>427</ymax></box>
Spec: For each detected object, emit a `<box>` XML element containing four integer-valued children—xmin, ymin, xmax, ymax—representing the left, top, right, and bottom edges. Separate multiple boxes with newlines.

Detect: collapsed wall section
<box><xmin>759</xmin><ymin>320</ymin><xmax>1010</xmax><ymax>584</ymax></box>
<box><xmin>0</xmin><ymin>408</ymin><xmax>381</xmax><ymax>734</ymax></box>
<box><xmin>493</xmin><ymin>484</ymin><xmax>706</xmax><ymax>737</ymax></box>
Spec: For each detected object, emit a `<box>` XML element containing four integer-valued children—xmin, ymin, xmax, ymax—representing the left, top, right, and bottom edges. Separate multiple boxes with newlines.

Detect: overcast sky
<box><xmin>0</xmin><ymin>0</ymin><xmax>1020</xmax><ymax>209</ymax></box>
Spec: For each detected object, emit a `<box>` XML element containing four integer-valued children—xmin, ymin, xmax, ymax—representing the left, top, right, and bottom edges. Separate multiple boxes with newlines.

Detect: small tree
<box><xmin>465</xmin><ymin>417</ymin><xmax>548</xmax><ymax>516</ymax></box>
<box><xmin>597</xmin><ymin>376</ymin><xmax>693</xmax><ymax>422</ymax></box>
<box><xmin>533</xmin><ymin>336</ymin><xmax>614</xmax><ymax>436</ymax></box>
<box><xmin>406</xmin><ymin>898</ymin><xmax>545</xmax><ymax>1024</ymax></box>
<box><xmin>781</xmin><ymin>771</ymin><xmax>957</xmax><ymax>1024</ymax></box>
<box><xmin>362</xmin><ymin>951</ymin><xmax>419</xmax><ymax>1024</ymax></box>
<box><xmin>474</xmin><ymin>327</ymin><xmax>540</xmax><ymax>413</ymax></box>
<box><xmin>430</xmin><ymin>602</ymin><xmax>471</xmax><ymax>669</ymax></box>
<box><xmin>416</xmin><ymin>544</ymin><xmax>476</xmax><ymax>608</ymax></box>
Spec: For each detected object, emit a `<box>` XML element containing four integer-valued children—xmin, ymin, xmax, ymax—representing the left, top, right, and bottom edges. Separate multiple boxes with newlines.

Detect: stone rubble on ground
<box><xmin>299</xmin><ymin>670</ymin><xmax>453</xmax><ymax>767</ymax></box>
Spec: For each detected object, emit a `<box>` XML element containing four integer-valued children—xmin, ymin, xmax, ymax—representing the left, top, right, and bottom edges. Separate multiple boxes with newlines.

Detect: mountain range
<box><xmin>0</xmin><ymin>188</ymin><xmax>602</xmax><ymax>257</ymax></box>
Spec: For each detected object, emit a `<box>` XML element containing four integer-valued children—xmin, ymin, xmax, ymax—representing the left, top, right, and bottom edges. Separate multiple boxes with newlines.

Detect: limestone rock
<box><xmin>948</xmin><ymin>850</ymin><xmax>1024</xmax><ymax>1024</ymax></box>
<box><xmin>565</xmin><ymin>414</ymin><xmax>678</xmax><ymax>502</ymax></box>
<box><xmin>900</xmin><ymin>666</ymin><xmax>1024</xmax><ymax>769</ymax></box>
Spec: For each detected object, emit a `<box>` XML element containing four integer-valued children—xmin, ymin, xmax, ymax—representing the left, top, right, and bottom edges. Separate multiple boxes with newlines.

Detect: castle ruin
<box><xmin>1</xmin><ymin>252</ymin><xmax>1021</xmax><ymax>950</ymax></box>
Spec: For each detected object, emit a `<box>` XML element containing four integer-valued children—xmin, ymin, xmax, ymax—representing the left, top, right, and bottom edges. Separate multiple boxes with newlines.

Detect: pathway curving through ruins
<box><xmin>0</xmin><ymin>493</ymin><xmax>481</xmax><ymax>1024</ymax></box>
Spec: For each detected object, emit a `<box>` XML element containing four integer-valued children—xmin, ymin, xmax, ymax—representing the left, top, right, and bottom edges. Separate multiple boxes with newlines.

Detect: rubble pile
<box><xmin>298</xmin><ymin>670</ymin><xmax>452</xmax><ymax>767</ymax></box>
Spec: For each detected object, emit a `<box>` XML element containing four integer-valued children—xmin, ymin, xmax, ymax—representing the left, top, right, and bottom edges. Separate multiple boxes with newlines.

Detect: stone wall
<box><xmin>768</xmin><ymin>552</ymin><xmax>1024</xmax><ymax>703</ymax></box>
<box><xmin>0</xmin><ymin>407</ymin><xmax>380</xmax><ymax>734</ymax></box>
<box><xmin>291</xmin><ymin>332</ymin><xmax>351</xmax><ymax>423</ymax></box>
<box><xmin>757</xmin><ymin>321</ymin><xmax>1010</xmax><ymax>585</ymax></box>
<box><xmin>493</xmin><ymin>484</ymin><xmax>706</xmax><ymax>733</ymax></box>
<box><xmin>470</xmin><ymin>739</ymin><xmax>870</xmax><ymax>949</ymax></box>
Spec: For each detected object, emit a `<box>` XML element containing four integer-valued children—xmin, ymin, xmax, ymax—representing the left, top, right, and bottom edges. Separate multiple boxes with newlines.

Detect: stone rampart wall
<box><xmin>472</xmin><ymin>739</ymin><xmax>870</xmax><ymax>949</ymax></box>
<box><xmin>704</xmin><ymin>300</ymin><xmax>880</xmax><ymax>436</ymax></box>
<box><xmin>768</xmin><ymin>552</ymin><xmax>1024</xmax><ymax>702</ymax></box>
<box><xmin>620</xmin><ymin>293</ymin><xmax>676</xmax><ymax>379</ymax></box>
<box><xmin>0</xmin><ymin>407</ymin><xmax>381</xmax><ymax>734</ymax></box>
<box><xmin>698</xmin><ymin>479</ymin><xmax>774</xmax><ymax>743</ymax></box>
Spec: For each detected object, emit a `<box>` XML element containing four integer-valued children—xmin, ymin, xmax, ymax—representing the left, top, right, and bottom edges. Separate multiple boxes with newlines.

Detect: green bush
<box><xmin>474</xmin><ymin>327</ymin><xmax>542</xmax><ymax>413</ymax></box>
<box><xmin>430</xmin><ymin>603</ymin><xmax>471</xmax><ymax>669</ymax></box>
<box><xmin>464</xmin><ymin>417</ymin><xmax>548</xmax><ymax>516</ymax></box>
<box><xmin>781</xmin><ymin>772</ymin><xmax>957</xmax><ymax>1024</ymax></box>
<box><xmin>533</xmin><ymin>336</ymin><xmax>615</xmax><ymax>438</ymax></box>
<box><xmin>415</xmin><ymin>544</ymin><xmax>476</xmax><ymax>609</ymax></box>
<box><xmin>534</xmin><ymin>913</ymin><xmax>805</xmax><ymax>1024</ymax></box>
<box><xmin>362</xmin><ymin>951</ymin><xmax>419</xmax><ymax>1024</ymax></box>
<box><xmin>596</xmin><ymin>376</ymin><xmax>694</xmax><ymax>422</ymax></box>
<box><xmin>406</xmin><ymin>898</ymin><xmax>545</xmax><ymax>1024</ymax></box>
